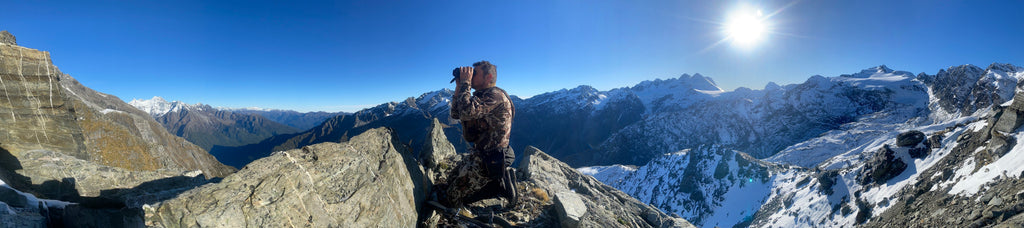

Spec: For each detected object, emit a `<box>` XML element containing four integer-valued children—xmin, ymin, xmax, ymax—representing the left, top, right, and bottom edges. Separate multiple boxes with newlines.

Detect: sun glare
<box><xmin>724</xmin><ymin>8</ymin><xmax>767</xmax><ymax>48</ymax></box>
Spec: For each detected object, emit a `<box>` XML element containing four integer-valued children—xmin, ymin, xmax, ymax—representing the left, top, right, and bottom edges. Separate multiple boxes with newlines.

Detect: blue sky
<box><xmin>3</xmin><ymin>1</ymin><xmax>1022</xmax><ymax>112</ymax></box>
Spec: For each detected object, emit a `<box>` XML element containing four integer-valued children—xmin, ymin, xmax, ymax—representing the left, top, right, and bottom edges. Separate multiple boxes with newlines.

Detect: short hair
<box><xmin>473</xmin><ymin>60</ymin><xmax>497</xmax><ymax>78</ymax></box>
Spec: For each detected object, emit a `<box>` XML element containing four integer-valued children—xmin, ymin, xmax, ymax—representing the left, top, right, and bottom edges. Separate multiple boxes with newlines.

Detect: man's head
<box><xmin>471</xmin><ymin>60</ymin><xmax>497</xmax><ymax>89</ymax></box>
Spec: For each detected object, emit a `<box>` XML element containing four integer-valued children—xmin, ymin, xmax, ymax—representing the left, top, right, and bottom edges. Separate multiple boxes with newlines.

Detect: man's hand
<box><xmin>459</xmin><ymin>66</ymin><xmax>473</xmax><ymax>84</ymax></box>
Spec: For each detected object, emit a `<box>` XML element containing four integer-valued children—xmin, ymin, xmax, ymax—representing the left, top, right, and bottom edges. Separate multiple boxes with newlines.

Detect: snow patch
<box><xmin>577</xmin><ymin>165</ymin><xmax>636</xmax><ymax>186</ymax></box>
<box><xmin>0</xmin><ymin>178</ymin><xmax>75</xmax><ymax>211</ymax></box>
<box><xmin>100</xmin><ymin>109</ymin><xmax>124</xmax><ymax>115</ymax></box>
<box><xmin>948</xmin><ymin>131</ymin><xmax>1024</xmax><ymax>196</ymax></box>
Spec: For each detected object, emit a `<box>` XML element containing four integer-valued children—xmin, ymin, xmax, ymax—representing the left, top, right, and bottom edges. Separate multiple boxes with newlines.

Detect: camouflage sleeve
<box><xmin>450</xmin><ymin>82</ymin><xmax>470</xmax><ymax>120</ymax></box>
<box><xmin>451</xmin><ymin>83</ymin><xmax>504</xmax><ymax>121</ymax></box>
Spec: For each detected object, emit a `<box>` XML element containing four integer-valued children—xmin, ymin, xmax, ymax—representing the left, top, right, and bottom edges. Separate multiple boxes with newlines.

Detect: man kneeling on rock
<box><xmin>443</xmin><ymin>60</ymin><xmax>518</xmax><ymax>208</ymax></box>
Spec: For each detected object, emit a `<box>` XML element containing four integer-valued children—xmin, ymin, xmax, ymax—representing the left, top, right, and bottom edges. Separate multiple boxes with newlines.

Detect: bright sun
<box><xmin>725</xmin><ymin>9</ymin><xmax>766</xmax><ymax>47</ymax></box>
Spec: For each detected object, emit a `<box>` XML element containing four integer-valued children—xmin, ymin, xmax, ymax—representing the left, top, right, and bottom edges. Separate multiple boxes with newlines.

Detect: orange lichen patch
<box><xmin>72</xmin><ymin>100</ymin><xmax>160</xmax><ymax>171</ymax></box>
<box><xmin>530</xmin><ymin>186</ymin><xmax>550</xmax><ymax>203</ymax></box>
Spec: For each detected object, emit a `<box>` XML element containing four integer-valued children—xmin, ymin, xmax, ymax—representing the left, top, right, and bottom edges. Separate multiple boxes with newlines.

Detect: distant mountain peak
<box><xmin>875</xmin><ymin>64</ymin><xmax>893</xmax><ymax>72</ymax></box>
<box><xmin>764</xmin><ymin>81</ymin><xmax>782</xmax><ymax>91</ymax></box>
<box><xmin>842</xmin><ymin>65</ymin><xmax>897</xmax><ymax>78</ymax></box>
<box><xmin>129</xmin><ymin>96</ymin><xmax>174</xmax><ymax>117</ymax></box>
<box><xmin>128</xmin><ymin>96</ymin><xmax>203</xmax><ymax>118</ymax></box>
<box><xmin>633</xmin><ymin>73</ymin><xmax>723</xmax><ymax>93</ymax></box>
<box><xmin>986</xmin><ymin>62</ymin><xmax>1023</xmax><ymax>73</ymax></box>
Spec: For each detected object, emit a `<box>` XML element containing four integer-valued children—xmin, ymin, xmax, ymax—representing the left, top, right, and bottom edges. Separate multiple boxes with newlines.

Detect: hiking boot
<box><xmin>501</xmin><ymin>167</ymin><xmax>519</xmax><ymax>206</ymax></box>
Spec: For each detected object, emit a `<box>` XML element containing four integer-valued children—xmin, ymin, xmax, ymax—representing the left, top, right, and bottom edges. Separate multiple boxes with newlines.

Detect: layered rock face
<box><xmin>0</xmin><ymin>36</ymin><xmax>87</xmax><ymax>163</ymax></box>
<box><xmin>0</xmin><ymin>32</ymin><xmax>234</xmax><ymax>200</ymax></box>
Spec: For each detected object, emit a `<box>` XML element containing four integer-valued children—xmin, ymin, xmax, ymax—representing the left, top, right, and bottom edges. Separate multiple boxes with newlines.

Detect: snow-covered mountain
<box><xmin>129</xmin><ymin>97</ymin><xmax>344</xmax><ymax>131</ymax></box>
<box><xmin>129</xmin><ymin>97</ymin><xmax>300</xmax><ymax>151</ymax></box>
<box><xmin>582</xmin><ymin>63</ymin><xmax>1024</xmax><ymax>227</ymax></box>
<box><xmin>582</xmin><ymin>145</ymin><xmax>788</xmax><ymax>227</ymax></box>
<box><xmin>528</xmin><ymin>65</ymin><xmax>930</xmax><ymax>166</ymax></box>
<box><xmin>128</xmin><ymin>96</ymin><xmax>199</xmax><ymax>118</ymax></box>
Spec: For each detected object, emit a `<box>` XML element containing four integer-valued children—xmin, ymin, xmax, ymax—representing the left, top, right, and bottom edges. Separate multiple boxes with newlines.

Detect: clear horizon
<box><xmin>3</xmin><ymin>1</ymin><xmax>1022</xmax><ymax>112</ymax></box>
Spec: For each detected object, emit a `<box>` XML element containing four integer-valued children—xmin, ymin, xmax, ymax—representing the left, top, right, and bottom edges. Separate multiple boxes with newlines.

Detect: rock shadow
<box><xmin>0</xmin><ymin>144</ymin><xmax>220</xmax><ymax>227</ymax></box>
<box><xmin>0</xmin><ymin>145</ymin><xmax>32</xmax><ymax>191</ymax></box>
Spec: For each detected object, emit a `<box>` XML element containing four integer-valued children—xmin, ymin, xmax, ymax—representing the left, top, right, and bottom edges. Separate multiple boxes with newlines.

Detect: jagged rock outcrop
<box><xmin>918</xmin><ymin>63</ymin><xmax>1024</xmax><ymax>118</ymax></box>
<box><xmin>148</xmin><ymin>128</ymin><xmax>426</xmax><ymax>227</ymax></box>
<box><xmin>928</xmin><ymin>134</ymin><xmax>943</xmax><ymax>149</ymax></box>
<box><xmin>517</xmin><ymin>146</ymin><xmax>694</xmax><ymax>227</ymax></box>
<box><xmin>857</xmin><ymin>145</ymin><xmax>907</xmax><ymax>185</ymax></box>
<box><xmin>420</xmin><ymin>118</ymin><xmax>458</xmax><ymax>184</ymax></box>
<box><xmin>0</xmin><ymin>31</ymin><xmax>14</xmax><ymax>45</ymax></box>
<box><xmin>897</xmin><ymin>131</ymin><xmax>925</xmax><ymax>147</ymax></box>
<box><xmin>0</xmin><ymin>31</ymin><xmax>233</xmax><ymax>222</ymax></box>
<box><xmin>897</xmin><ymin>130</ymin><xmax>931</xmax><ymax>158</ymax></box>
<box><xmin>984</xmin><ymin>90</ymin><xmax>1024</xmax><ymax>160</ymax></box>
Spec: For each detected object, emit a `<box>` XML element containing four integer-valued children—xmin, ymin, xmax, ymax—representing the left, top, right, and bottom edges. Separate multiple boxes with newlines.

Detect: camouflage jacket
<box><xmin>451</xmin><ymin>83</ymin><xmax>515</xmax><ymax>153</ymax></box>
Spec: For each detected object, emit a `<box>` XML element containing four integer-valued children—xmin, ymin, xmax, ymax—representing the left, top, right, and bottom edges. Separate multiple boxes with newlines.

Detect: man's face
<box><xmin>471</xmin><ymin>66</ymin><xmax>487</xmax><ymax>89</ymax></box>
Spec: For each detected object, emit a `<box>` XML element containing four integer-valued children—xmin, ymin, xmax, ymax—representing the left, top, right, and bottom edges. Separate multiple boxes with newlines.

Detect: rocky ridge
<box><xmin>0</xmin><ymin>31</ymin><xmax>14</xmax><ymax>45</ymax></box>
<box><xmin>228</xmin><ymin>108</ymin><xmax>345</xmax><ymax>131</ymax></box>
<box><xmin>147</xmin><ymin>120</ymin><xmax>694</xmax><ymax>227</ymax></box>
<box><xmin>210</xmin><ymin>89</ymin><xmax>468</xmax><ymax>168</ymax></box>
